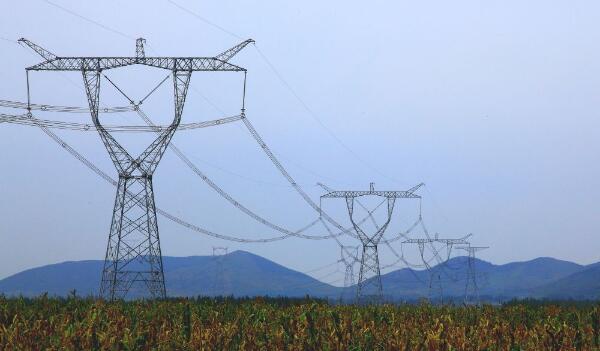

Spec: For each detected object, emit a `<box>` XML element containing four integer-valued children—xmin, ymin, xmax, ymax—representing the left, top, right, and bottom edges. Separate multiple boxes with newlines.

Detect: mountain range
<box><xmin>1</xmin><ymin>250</ymin><xmax>599</xmax><ymax>301</ymax></box>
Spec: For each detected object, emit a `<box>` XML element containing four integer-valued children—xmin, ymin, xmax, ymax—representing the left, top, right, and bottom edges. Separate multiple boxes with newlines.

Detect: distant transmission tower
<box><xmin>456</xmin><ymin>245</ymin><xmax>488</xmax><ymax>305</ymax></box>
<box><xmin>403</xmin><ymin>233</ymin><xmax>470</xmax><ymax>303</ymax></box>
<box><xmin>321</xmin><ymin>182</ymin><xmax>422</xmax><ymax>303</ymax></box>
<box><xmin>212</xmin><ymin>247</ymin><xmax>229</xmax><ymax>297</ymax></box>
<box><xmin>339</xmin><ymin>245</ymin><xmax>359</xmax><ymax>300</ymax></box>
<box><xmin>19</xmin><ymin>37</ymin><xmax>253</xmax><ymax>299</ymax></box>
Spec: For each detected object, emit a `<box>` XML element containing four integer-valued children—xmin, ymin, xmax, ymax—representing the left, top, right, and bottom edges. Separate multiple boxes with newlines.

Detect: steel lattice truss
<box><xmin>320</xmin><ymin>183</ymin><xmax>424</xmax><ymax>200</ymax></box>
<box><xmin>456</xmin><ymin>245</ymin><xmax>488</xmax><ymax>305</ymax></box>
<box><xmin>212</xmin><ymin>247</ymin><xmax>229</xmax><ymax>296</ymax></box>
<box><xmin>339</xmin><ymin>245</ymin><xmax>359</xmax><ymax>300</ymax></box>
<box><xmin>2</xmin><ymin>34</ymin><xmax>490</xmax><ymax>303</ymax></box>
<box><xmin>403</xmin><ymin>234</ymin><xmax>471</xmax><ymax>303</ymax></box>
<box><xmin>19</xmin><ymin>37</ymin><xmax>252</xmax><ymax>299</ymax></box>
<box><xmin>321</xmin><ymin>182</ymin><xmax>422</xmax><ymax>303</ymax></box>
<box><xmin>19</xmin><ymin>38</ymin><xmax>252</xmax><ymax>72</ymax></box>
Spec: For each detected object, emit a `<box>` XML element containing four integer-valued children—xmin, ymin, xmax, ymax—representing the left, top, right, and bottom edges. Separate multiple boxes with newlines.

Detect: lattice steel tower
<box><xmin>321</xmin><ymin>182</ymin><xmax>422</xmax><ymax>302</ymax></box>
<box><xmin>339</xmin><ymin>245</ymin><xmax>359</xmax><ymax>300</ymax></box>
<box><xmin>19</xmin><ymin>37</ymin><xmax>253</xmax><ymax>299</ymax></box>
<box><xmin>403</xmin><ymin>233</ymin><xmax>470</xmax><ymax>303</ymax></box>
<box><xmin>457</xmin><ymin>245</ymin><xmax>488</xmax><ymax>304</ymax></box>
<box><xmin>212</xmin><ymin>247</ymin><xmax>229</xmax><ymax>297</ymax></box>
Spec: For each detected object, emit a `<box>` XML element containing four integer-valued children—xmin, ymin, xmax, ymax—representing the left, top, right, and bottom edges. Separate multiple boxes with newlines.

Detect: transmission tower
<box><xmin>212</xmin><ymin>247</ymin><xmax>229</xmax><ymax>297</ymax></box>
<box><xmin>19</xmin><ymin>37</ymin><xmax>252</xmax><ymax>299</ymax></box>
<box><xmin>403</xmin><ymin>233</ymin><xmax>470</xmax><ymax>303</ymax></box>
<box><xmin>339</xmin><ymin>245</ymin><xmax>359</xmax><ymax>300</ymax></box>
<box><xmin>456</xmin><ymin>245</ymin><xmax>488</xmax><ymax>305</ymax></box>
<box><xmin>321</xmin><ymin>182</ymin><xmax>422</xmax><ymax>303</ymax></box>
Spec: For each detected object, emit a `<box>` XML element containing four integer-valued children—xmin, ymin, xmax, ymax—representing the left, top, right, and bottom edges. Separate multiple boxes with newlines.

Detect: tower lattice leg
<box><xmin>341</xmin><ymin>264</ymin><xmax>355</xmax><ymax>301</ymax></box>
<box><xmin>428</xmin><ymin>271</ymin><xmax>444</xmax><ymax>304</ymax></box>
<box><xmin>357</xmin><ymin>244</ymin><xmax>383</xmax><ymax>303</ymax></box>
<box><xmin>464</xmin><ymin>255</ymin><xmax>480</xmax><ymax>305</ymax></box>
<box><xmin>82</xmin><ymin>69</ymin><xmax>191</xmax><ymax>299</ymax></box>
<box><xmin>100</xmin><ymin>176</ymin><xmax>165</xmax><ymax>299</ymax></box>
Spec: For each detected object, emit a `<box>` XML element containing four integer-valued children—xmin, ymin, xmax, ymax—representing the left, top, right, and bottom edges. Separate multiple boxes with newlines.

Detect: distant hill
<box><xmin>478</xmin><ymin>257</ymin><xmax>583</xmax><ymax>298</ymax></box>
<box><xmin>377</xmin><ymin>256</ymin><xmax>584</xmax><ymax>301</ymax></box>
<box><xmin>529</xmin><ymin>264</ymin><xmax>600</xmax><ymax>300</ymax></box>
<box><xmin>0</xmin><ymin>251</ymin><xmax>341</xmax><ymax>298</ymax></box>
<box><xmin>0</xmin><ymin>260</ymin><xmax>103</xmax><ymax>297</ymax></box>
<box><xmin>165</xmin><ymin>251</ymin><xmax>340</xmax><ymax>298</ymax></box>
<box><xmin>1</xmin><ymin>251</ymin><xmax>598</xmax><ymax>301</ymax></box>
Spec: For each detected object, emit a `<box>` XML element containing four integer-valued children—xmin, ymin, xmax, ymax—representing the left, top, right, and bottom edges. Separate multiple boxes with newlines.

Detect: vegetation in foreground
<box><xmin>1</xmin><ymin>295</ymin><xmax>600</xmax><ymax>350</ymax></box>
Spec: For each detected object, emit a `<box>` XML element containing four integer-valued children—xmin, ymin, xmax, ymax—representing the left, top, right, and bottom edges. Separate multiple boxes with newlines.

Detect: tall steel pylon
<box><xmin>321</xmin><ymin>182</ymin><xmax>422</xmax><ymax>303</ymax></box>
<box><xmin>456</xmin><ymin>245</ymin><xmax>488</xmax><ymax>305</ymax></box>
<box><xmin>19</xmin><ymin>37</ymin><xmax>253</xmax><ymax>299</ymax></box>
<box><xmin>212</xmin><ymin>247</ymin><xmax>229</xmax><ymax>297</ymax></box>
<box><xmin>403</xmin><ymin>233</ymin><xmax>470</xmax><ymax>303</ymax></box>
<box><xmin>339</xmin><ymin>245</ymin><xmax>359</xmax><ymax>300</ymax></box>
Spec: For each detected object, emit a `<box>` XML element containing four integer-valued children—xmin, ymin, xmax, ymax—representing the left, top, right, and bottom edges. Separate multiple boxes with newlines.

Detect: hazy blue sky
<box><xmin>0</xmin><ymin>0</ymin><xmax>599</xmax><ymax>284</ymax></box>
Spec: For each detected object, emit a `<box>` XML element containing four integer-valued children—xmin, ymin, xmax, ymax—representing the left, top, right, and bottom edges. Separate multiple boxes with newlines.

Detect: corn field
<box><xmin>1</xmin><ymin>296</ymin><xmax>600</xmax><ymax>350</ymax></box>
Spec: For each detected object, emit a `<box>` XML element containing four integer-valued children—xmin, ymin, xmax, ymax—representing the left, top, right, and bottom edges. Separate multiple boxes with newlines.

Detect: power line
<box><xmin>253</xmin><ymin>45</ymin><xmax>400</xmax><ymax>184</ymax></box>
<box><xmin>0</xmin><ymin>112</ymin><xmax>243</xmax><ymax>132</ymax></box>
<box><xmin>0</xmin><ymin>99</ymin><xmax>133</xmax><ymax>114</ymax></box>
<box><xmin>188</xmin><ymin>2</ymin><xmax>455</xmax><ymax>234</ymax></box>
<box><xmin>320</xmin><ymin>182</ymin><xmax>422</xmax><ymax>303</ymax></box>
<box><xmin>158</xmin><ymin>6</ymin><xmax>488</xmax><ymax>302</ymax></box>
<box><xmin>1</xmin><ymin>109</ymin><xmax>343</xmax><ymax>244</ymax></box>
<box><xmin>135</xmin><ymin>107</ymin><xmax>352</xmax><ymax>241</ymax></box>
<box><xmin>38</xmin><ymin>0</ymin><xmax>461</xmax><ymax>254</ymax></box>
<box><xmin>157</xmin><ymin>8</ymin><xmax>436</xmax><ymax>259</ymax></box>
<box><xmin>42</xmin><ymin>0</ymin><xmax>135</xmax><ymax>41</ymax></box>
<box><xmin>165</xmin><ymin>0</ymin><xmax>244</xmax><ymax>40</ymax></box>
<box><xmin>184</xmin><ymin>153</ymin><xmax>306</xmax><ymax>188</ymax></box>
<box><xmin>302</xmin><ymin>261</ymin><xmax>340</xmax><ymax>274</ymax></box>
<box><xmin>163</xmin><ymin>0</ymin><xmax>403</xmax><ymax>186</ymax></box>
<box><xmin>0</xmin><ymin>36</ymin><xmax>18</xmax><ymax>44</ymax></box>
<box><xmin>403</xmin><ymin>234</ymin><xmax>470</xmax><ymax>303</ymax></box>
<box><xmin>317</xmin><ymin>192</ymin><xmax>431</xmax><ymax>290</ymax></box>
<box><xmin>15</xmin><ymin>1</ymin><xmax>359</xmax><ymax>243</ymax></box>
<box><xmin>5</xmin><ymin>3</ymin><xmax>487</xmax><ymax>304</ymax></box>
<box><xmin>16</xmin><ymin>7</ymin><xmax>347</xmax><ymax>242</ymax></box>
<box><xmin>456</xmin><ymin>245</ymin><xmax>489</xmax><ymax>305</ymax></box>
<box><xmin>44</xmin><ymin>8</ymin><xmax>358</xmax><ymax>241</ymax></box>
<box><xmin>26</xmin><ymin>0</ymin><xmax>377</xmax><ymax>247</ymax></box>
<box><xmin>19</xmin><ymin>36</ymin><xmax>253</xmax><ymax>300</ymax></box>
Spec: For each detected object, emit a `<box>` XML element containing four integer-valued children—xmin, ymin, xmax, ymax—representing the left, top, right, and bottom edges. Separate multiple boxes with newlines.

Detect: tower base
<box><xmin>100</xmin><ymin>175</ymin><xmax>165</xmax><ymax>299</ymax></box>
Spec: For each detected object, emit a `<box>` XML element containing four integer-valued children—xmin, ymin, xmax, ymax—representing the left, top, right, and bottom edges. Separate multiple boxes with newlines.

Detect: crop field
<box><xmin>1</xmin><ymin>296</ymin><xmax>600</xmax><ymax>350</ymax></box>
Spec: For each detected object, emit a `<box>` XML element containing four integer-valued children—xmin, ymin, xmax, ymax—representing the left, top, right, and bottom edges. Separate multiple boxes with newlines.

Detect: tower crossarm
<box><xmin>322</xmin><ymin>188</ymin><xmax>423</xmax><ymax>199</ymax></box>
<box><xmin>316</xmin><ymin>182</ymin><xmax>334</xmax><ymax>194</ymax></box>
<box><xmin>14</xmin><ymin>37</ymin><xmax>252</xmax><ymax>299</ymax></box>
<box><xmin>440</xmin><ymin>233</ymin><xmax>472</xmax><ymax>244</ymax></box>
<box><xmin>402</xmin><ymin>238</ymin><xmax>435</xmax><ymax>244</ymax></box>
<box><xmin>215</xmin><ymin>39</ymin><xmax>255</xmax><ymax>63</ymax></box>
<box><xmin>436</xmin><ymin>238</ymin><xmax>470</xmax><ymax>245</ymax></box>
<box><xmin>24</xmin><ymin>57</ymin><xmax>246</xmax><ymax>72</ymax></box>
<box><xmin>19</xmin><ymin>38</ymin><xmax>250</xmax><ymax>72</ymax></box>
<box><xmin>320</xmin><ymin>182</ymin><xmax>422</xmax><ymax>303</ymax></box>
<box><xmin>405</xmin><ymin>233</ymin><xmax>471</xmax><ymax>245</ymax></box>
<box><xmin>18</xmin><ymin>38</ymin><xmax>57</xmax><ymax>62</ymax></box>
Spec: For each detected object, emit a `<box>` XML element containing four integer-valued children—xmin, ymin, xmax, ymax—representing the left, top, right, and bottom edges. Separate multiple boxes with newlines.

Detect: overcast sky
<box><xmin>0</xmin><ymin>0</ymin><xmax>599</xmax><ymax>283</ymax></box>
